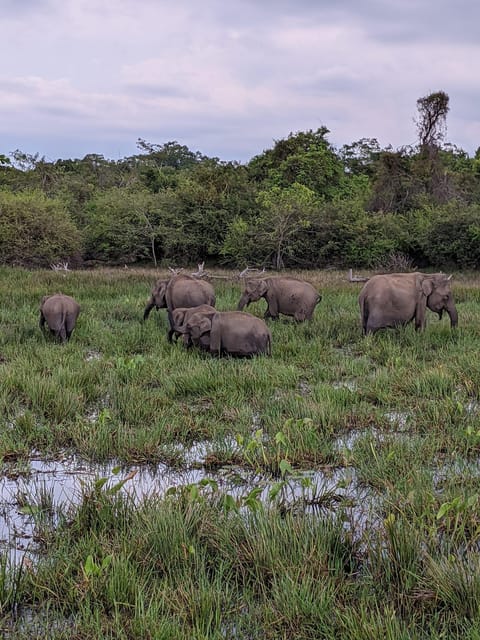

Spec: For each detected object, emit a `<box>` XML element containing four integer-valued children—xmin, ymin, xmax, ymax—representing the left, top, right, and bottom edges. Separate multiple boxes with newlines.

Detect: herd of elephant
<box><xmin>39</xmin><ymin>271</ymin><xmax>458</xmax><ymax>353</ymax></box>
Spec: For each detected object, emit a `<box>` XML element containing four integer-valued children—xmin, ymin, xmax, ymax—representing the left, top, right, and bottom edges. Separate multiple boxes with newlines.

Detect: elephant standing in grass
<box><xmin>143</xmin><ymin>274</ymin><xmax>216</xmax><ymax>342</ymax></box>
<box><xmin>359</xmin><ymin>272</ymin><xmax>458</xmax><ymax>335</ymax></box>
<box><xmin>178</xmin><ymin>310</ymin><xmax>272</xmax><ymax>357</ymax></box>
<box><xmin>170</xmin><ymin>304</ymin><xmax>216</xmax><ymax>344</ymax></box>
<box><xmin>40</xmin><ymin>293</ymin><xmax>80</xmax><ymax>342</ymax></box>
<box><xmin>237</xmin><ymin>277</ymin><xmax>321</xmax><ymax>321</ymax></box>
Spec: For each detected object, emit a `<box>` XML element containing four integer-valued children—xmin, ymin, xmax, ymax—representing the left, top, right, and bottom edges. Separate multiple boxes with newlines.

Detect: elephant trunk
<box><xmin>237</xmin><ymin>294</ymin><xmax>249</xmax><ymax>311</ymax></box>
<box><xmin>143</xmin><ymin>298</ymin><xmax>155</xmax><ymax>320</ymax></box>
<box><xmin>446</xmin><ymin>301</ymin><xmax>458</xmax><ymax>328</ymax></box>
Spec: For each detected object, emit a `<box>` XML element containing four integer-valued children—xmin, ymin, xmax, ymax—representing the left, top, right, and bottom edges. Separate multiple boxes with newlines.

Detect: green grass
<box><xmin>2</xmin><ymin>265</ymin><xmax>480</xmax><ymax>637</ymax></box>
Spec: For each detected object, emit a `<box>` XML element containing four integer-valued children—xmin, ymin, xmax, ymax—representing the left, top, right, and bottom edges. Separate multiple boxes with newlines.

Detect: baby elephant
<box><xmin>170</xmin><ymin>304</ymin><xmax>216</xmax><ymax>345</ymax></box>
<box><xmin>179</xmin><ymin>310</ymin><xmax>272</xmax><ymax>357</ymax></box>
<box><xmin>39</xmin><ymin>293</ymin><xmax>80</xmax><ymax>342</ymax></box>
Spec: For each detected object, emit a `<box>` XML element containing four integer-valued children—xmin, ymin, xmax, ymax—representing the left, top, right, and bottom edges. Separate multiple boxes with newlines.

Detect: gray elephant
<box><xmin>170</xmin><ymin>304</ymin><xmax>216</xmax><ymax>345</ymax></box>
<box><xmin>237</xmin><ymin>277</ymin><xmax>321</xmax><ymax>321</ymax></box>
<box><xmin>359</xmin><ymin>272</ymin><xmax>458</xmax><ymax>335</ymax></box>
<box><xmin>143</xmin><ymin>274</ymin><xmax>216</xmax><ymax>342</ymax></box>
<box><xmin>39</xmin><ymin>293</ymin><xmax>80</xmax><ymax>342</ymax></box>
<box><xmin>178</xmin><ymin>310</ymin><xmax>272</xmax><ymax>357</ymax></box>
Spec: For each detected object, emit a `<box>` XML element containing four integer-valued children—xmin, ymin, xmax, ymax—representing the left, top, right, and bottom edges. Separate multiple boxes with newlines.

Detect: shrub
<box><xmin>0</xmin><ymin>189</ymin><xmax>82</xmax><ymax>267</ymax></box>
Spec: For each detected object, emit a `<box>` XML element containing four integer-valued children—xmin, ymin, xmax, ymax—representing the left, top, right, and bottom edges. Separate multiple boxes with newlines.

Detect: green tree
<box><xmin>83</xmin><ymin>188</ymin><xmax>159</xmax><ymax>264</ymax></box>
<box><xmin>248</xmin><ymin>128</ymin><xmax>345</xmax><ymax>200</ymax></box>
<box><xmin>251</xmin><ymin>183</ymin><xmax>319</xmax><ymax>269</ymax></box>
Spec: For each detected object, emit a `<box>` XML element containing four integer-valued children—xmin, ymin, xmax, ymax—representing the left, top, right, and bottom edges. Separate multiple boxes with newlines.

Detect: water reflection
<box><xmin>1</xmin><ymin>444</ymin><xmax>378</xmax><ymax>567</ymax></box>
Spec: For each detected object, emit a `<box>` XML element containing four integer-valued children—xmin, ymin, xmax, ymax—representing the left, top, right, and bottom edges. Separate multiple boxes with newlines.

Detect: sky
<box><xmin>1</xmin><ymin>0</ymin><xmax>479</xmax><ymax>164</ymax></box>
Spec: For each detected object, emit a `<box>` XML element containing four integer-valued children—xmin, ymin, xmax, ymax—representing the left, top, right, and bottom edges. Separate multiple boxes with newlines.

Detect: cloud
<box><xmin>0</xmin><ymin>0</ymin><xmax>479</xmax><ymax>161</ymax></box>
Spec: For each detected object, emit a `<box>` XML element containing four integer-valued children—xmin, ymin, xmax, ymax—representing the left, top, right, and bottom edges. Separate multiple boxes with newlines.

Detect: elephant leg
<box><xmin>265</xmin><ymin>295</ymin><xmax>279</xmax><ymax>320</ymax></box>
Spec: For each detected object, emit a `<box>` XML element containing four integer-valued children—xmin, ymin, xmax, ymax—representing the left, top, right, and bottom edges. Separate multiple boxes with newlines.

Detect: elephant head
<box><xmin>143</xmin><ymin>279</ymin><xmax>168</xmax><ymax>320</ymax></box>
<box><xmin>176</xmin><ymin>309</ymin><xmax>216</xmax><ymax>348</ymax></box>
<box><xmin>237</xmin><ymin>280</ymin><xmax>268</xmax><ymax>310</ymax></box>
<box><xmin>423</xmin><ymin>274</ymin><xmax>458</xmax><ymax>327</ymax></box>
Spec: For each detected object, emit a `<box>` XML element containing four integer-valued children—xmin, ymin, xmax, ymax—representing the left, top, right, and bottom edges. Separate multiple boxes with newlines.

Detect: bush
<box><xmin>407</xmin><ymin>203</ymin><xmax>480</xmax><ymax>269</ymax></box>
<box><xmin>0</xmin><ymin>189</ymin><xmax>83</xmax><ymax>267</ymax></box>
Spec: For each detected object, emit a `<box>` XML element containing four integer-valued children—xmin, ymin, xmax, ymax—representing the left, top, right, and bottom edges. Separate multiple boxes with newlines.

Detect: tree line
<box><xmin>2</xmin><ymin>90</ymin><xmax>480</xmax><ymax>270</ymax></box>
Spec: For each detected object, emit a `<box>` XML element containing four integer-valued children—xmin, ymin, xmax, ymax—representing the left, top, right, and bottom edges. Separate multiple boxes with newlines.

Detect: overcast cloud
<box><xmin>1</xmin><ymin>0</ymin><xmax>479</xmax><ymax>162</ymax></box>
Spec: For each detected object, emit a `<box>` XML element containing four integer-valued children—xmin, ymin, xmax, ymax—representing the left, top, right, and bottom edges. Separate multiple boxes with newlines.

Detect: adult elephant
<box><xmin>237</xmin><ymin>277</ymin><xmax>321</xmax><ymax>321</ymax></box>
<box><xmin>359</xmin><ymin>272</ymin><xmax>458</xmax><ymax>335</ymax></box>
<box><xmin>178</xmin><ymin>310</ymin><xmax>272</xmax><ymax>357</ymax></box>
<box><xmin>143</xmin><ymin>274</ymin><xmax>216</xmax><ymax>342</ymax></box>
<box><xmin>39</xmin><ymin>293</ymin><xmax>80</xmax><ymax>342</ymax></box>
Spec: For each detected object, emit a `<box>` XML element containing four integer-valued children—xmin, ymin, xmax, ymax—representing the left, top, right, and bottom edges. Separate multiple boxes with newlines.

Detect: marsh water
<box><xmin>1</xmin><ymin>436</ymin><xmax>377</xmax><ymax>568</ymax></box>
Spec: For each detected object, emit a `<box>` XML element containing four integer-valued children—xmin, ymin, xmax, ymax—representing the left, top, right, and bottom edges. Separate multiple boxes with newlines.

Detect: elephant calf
<box><xmin>238</xmin><ymin>277</ymin><xmax>320</xmax><ymax>321</ymax></box>
<box><xmin>359</xmin><ymin>272</ymin><xmax>458</xmax><ymax>334</ymax></box>
<box><xmin>178</xmin><ymin>310</ymin><xmax>272</xmax><ymax>357</ymax></box>
<box><xmin>170</xmin><ymin>304</ymin><xmax>216</xmax><ymax>345</ymax></box>
<box><xmin>40</xmin><ymin>293</ymin><xmax>80</xmax><ymax>342</ymax></box>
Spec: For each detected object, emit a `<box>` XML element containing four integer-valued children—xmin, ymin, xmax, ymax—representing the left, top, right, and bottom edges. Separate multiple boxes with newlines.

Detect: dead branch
<box><xmin>191</xmin><ymin>262</ymin><xmax>207</xmax><ymax>278</ymax></box>
<box><xmin>348</xmin><ymin>269</ymin><xmax>369</xmax><ymax>283</ymax></box>
<box><xmin>239</xmin><ymin>266</ymin><xmax>266</xmax><ymax>279</ymax></box>
<box><xmin>50</xmin><ymin>261</ymin><xmax>70</xmax><ymax>272</ymax></box>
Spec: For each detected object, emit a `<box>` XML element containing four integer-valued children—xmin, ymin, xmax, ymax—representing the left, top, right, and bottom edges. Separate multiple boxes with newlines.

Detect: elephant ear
<box><xmin>172</xmin><ymin>309</ymin><xmax>185</xmax><ymax>327</ymax></box>
<box><xmin>197</xmin><ymin>317</ymin><xmax>212</xmax><ymax>335</ymax></box>
<box><xmin>421</xmin><ymin>278</ymin><xmax>434</xmax><ymax>296</ymax></box>
<box><xmin>249</xmin><ymin>280</ymin><xmax>268</xmax><ymax>296</ymax></box>
<box><xmin>153</xmin><ymin>281</ymin><xmax>167</xmax><ymax>305</ymax></box>
<box><xmin>190</xmin><ymin>317</ymin><xmax>212</xmax><ymax>340</ymax></box>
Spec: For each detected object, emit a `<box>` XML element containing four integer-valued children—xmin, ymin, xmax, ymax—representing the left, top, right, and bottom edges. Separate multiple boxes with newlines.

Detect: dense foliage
<box><xmin>2</xmin><ymin>92</ymin><xmax>480</xmax><ymax>269</ymax></box>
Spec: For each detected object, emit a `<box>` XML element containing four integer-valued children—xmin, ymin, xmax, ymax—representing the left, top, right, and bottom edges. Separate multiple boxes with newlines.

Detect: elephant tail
<box><xmin>359</xmin><ymin>295</ymin><xmax>368</xmax><ymax>335</ymax></box>
<box><xmin>59</xmin><ymin>308</ymin><xmax>68</xmax><ymax>342</ymax></box>
<box><xmin>265</xmin><ymin>332</ymin><xmax>272</xmax><ymax>356</ymax></box>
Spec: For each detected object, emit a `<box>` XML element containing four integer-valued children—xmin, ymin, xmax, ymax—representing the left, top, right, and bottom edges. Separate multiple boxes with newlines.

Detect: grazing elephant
<box><xmin>143</xmin><ymin>274</ymin><xmax>216</xmax><ymax>342</ymax></box>
<box><xmin>237</xmin><ymin>277</ymin><xmax>321</xmax><ymax>321</ymax></box>
<box><xmin>178</xmin><ymin>310</ymin><xmax>272</xmax><ymax>357</ymax></box>
<box><xmin>39</xmin><ymin>293</ymin><xmax>80</xmax><ymax>342</ymax></box>
<box><xmin>359</xmin><ymin>272</ymin><xmax>458</xmax><ymax>335</ymax></box>
<box><xmin>170</xmin><ymin>304</ymin><xmax>216</xmax><ymax>344</ymax></box>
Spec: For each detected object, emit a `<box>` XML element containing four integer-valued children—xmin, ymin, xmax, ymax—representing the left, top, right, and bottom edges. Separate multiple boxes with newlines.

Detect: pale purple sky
<box><xmin>2</xmin><ymin>0</ymin><xmax>479</xmax><ymax>162</ymax></box>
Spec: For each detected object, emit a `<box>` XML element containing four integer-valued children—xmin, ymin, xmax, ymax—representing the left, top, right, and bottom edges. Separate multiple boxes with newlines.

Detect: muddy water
<box><xmin>0</xmin><ymin>441</ymin><xmax>377</xmax><ymax>567</ymax></box>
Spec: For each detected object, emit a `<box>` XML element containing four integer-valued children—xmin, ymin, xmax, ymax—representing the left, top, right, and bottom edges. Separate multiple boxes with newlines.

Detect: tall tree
<box><xmin>414</xmin><ymin>91</ymin><xmax>453</xmax><ymax>205</ymax></box>
<box><xmin>415</xmin><ymin>91</ymin><xmax>449</xmax><ymax>148</ymax></box>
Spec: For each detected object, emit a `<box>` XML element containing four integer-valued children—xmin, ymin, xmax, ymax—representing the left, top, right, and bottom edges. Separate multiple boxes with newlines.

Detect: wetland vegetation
<box><xmin>1</xmin><ymin>266</ymin><xmax>480</xmax><ymax>638</ymax></box>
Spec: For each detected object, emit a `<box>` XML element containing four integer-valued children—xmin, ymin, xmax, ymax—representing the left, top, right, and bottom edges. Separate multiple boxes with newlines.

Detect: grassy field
<box><xmin>1</xmin><ymin>265</ymin><xmax>480</xmax><ymax>638</ymax></box>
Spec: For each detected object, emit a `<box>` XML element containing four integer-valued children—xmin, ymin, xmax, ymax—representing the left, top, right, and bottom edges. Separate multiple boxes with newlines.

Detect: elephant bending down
<box><xmin>170</xmin><ymin>304</ymin><xmax>216</xmax><ymax>344</ymax></box>
<box><xmin>237</xmin><ymin>277</ymin><xmax>320</xmax><ymax>321</ymax></box>
<box><xmin>40</xmin><ymin>293</ymin><xmax>81</xmax><ymax>342</ymax></box>
<box><xmin>359</xmin><ymin>272</ymin><xmax>458</xmax><ymax>334</ymax></box>
<box><xmin>178</xmin><ymin>310</ymin><xmax>272</xmax><ymax>357</ymax></box>
<box><xmin>143</xmin><ymin>274</ymin><xmax>216</xmax><ymax>342</ymax></box>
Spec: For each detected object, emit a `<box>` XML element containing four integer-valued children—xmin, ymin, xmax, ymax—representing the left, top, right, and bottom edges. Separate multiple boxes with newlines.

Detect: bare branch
<box><xmin>347</xmin><ymin>269</ymin><xmax>369</xmax><ymax>283</ymax></box>
<box><xmin>191</xmin><ymin>262</ymin><xmax>207</xmax><ymax>278</ymax></box>
<box><xmin>50</xmin><ymin>261</ymin><xmax>70</xmax><ymax>272</ymax></box>
<box><xmin>239</xmin><ymin>266</ymin><xmax>266</xmax><ymax>279</ymax></box>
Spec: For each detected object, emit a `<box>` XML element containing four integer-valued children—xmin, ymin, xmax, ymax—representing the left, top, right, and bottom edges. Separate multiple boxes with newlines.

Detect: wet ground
<box><xmin>0</xmin><ymin>438</ymin><xmax>377</xmax><ymax>567</ymax></box>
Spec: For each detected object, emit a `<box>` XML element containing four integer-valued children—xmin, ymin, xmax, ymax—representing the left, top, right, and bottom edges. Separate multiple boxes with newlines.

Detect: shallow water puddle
<box><xmin>0</xmin><ymin>446</ymin><xmax>376</xmax><ymax>566</ymax></box>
